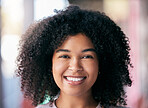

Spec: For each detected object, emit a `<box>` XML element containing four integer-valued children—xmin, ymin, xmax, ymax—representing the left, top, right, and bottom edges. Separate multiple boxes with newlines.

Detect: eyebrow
<box><xmin>56</xmin><ymin>48</ymin><xmax>96</xmax><ymax>53</ymax></box>
<box><xmin>56</xmin><ymin>49</ymin><xmax>70</xmax><ymax>53</ymax></box>
<box><xmin>82</xmin><ymin>48</ymin><xmax>96</xmax><ymax>53</ymax></box>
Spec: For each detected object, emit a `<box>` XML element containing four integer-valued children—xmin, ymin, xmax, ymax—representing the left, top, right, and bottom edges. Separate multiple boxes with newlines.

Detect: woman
<box><xmin>16</xmin><ymin>6</ymin><xmax>132</xmax><ymax>108</ymax></box>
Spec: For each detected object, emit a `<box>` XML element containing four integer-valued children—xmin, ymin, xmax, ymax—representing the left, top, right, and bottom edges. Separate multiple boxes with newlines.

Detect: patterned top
<box><xmin>36</xmin><ymin>101</ymin><xmax>101</xmax><ymax>108</ymax></box>
<box><xmin>36</xmin><ymin>101</ymin><xmax>128</xmax><ymax>108</ymax></box>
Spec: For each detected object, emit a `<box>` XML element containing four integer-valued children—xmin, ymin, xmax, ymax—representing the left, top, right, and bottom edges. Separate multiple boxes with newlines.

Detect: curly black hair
<box><xmin>16</xmin><ymin>5</ymin><xmax>132</xmax><ymax>107</ymax></box>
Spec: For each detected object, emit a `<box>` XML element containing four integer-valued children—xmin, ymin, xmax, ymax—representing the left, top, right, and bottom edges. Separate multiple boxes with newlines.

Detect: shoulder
<box><xmin>95</xmin><ymin>103</ymin><xmax>129</xmax><ymax>108</ymax></box>
<box><xmin>96</xmin><ymin>104</ymin><xmax>129</xmax><ymax>108</ymax></box>
<box><xmin>109</xmin><ymin>106</ymin><xmax>129</xmax><ymax>108</ymax></box>
<box><xmin>36</xmin><ymin>101</ymin><xmax>57</xmax><ymax>108</ymax></box>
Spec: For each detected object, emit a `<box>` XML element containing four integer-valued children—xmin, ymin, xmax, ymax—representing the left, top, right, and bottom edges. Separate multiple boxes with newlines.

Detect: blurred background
<box><xmin>0</xmin><ymin>0</ymin><xmax>147</xmax><ymax>108</ymax></box>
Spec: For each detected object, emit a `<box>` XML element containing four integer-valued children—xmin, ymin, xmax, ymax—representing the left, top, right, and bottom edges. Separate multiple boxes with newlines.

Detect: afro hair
<box><xmin>16</xmin><ymin>5</ymin><xmax>132</xmax><ymax>107</ymax></box>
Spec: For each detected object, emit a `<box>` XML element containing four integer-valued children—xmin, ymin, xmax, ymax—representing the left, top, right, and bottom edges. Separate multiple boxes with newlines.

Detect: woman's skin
<box><xmin>52</xmin><ymin>33</ymin><xmax>99</xmax><ymax>108</ymax></box>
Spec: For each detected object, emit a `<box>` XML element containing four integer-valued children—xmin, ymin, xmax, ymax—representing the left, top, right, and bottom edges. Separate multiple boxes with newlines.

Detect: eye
<box><xmin>81</xmin><ymin>55</ymin><xmax>94</xmax><ymax>59</ymax></box>
<box><xmin>59</xmin><ymin>55</ymin><xmax>70</xmax><ymax>59</ymax></box>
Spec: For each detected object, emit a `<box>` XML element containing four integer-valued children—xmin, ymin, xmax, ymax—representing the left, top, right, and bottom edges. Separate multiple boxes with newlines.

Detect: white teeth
<box><xmin>66</xmin><ymin>77</ymin><xmax>84</xmax><ymax>81</ymax></box>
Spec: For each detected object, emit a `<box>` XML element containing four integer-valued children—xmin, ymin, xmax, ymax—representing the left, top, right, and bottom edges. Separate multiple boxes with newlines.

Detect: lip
<box><xmin>64</xmin><ymin>76</ymin><xmax>86</xmax><ymax>86</ymax></box>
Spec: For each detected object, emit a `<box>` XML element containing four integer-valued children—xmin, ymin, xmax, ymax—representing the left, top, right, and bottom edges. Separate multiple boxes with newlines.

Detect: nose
<box><xmin>68</xmin><ymin>58</ymin><xmax>83</xmax><ymax>72</ymax></box>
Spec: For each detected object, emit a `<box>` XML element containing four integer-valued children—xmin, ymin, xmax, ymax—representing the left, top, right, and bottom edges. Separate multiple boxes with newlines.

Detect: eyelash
<box><xmin>58</xmin><ymin>55</ymin><xmax>94</xmax><ymax>59</ymax></box>
<box><xmin>81</xmin><ymin>55</ymin><xmax>94</xmax><ymax>59</ymax></box>
<box><xmin>59</xmin><ymin>55</ymin><xmax>70</xmax><ymax>58</ymax></box>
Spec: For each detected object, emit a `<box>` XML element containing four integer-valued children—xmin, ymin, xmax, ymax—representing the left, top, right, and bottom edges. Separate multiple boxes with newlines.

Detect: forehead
<box><xmin>58</xmin><ymin>33</ymin><xmax>94</xmax><ymax>49</ymax></box>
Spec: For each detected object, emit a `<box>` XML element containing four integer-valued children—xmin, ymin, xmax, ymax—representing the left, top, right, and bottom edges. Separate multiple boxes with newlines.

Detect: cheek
<box><xmin>83</xmin><ymin>60</ymin><xmax>98</xmax><ymax>71</ymax></box>
<box><xmin>83</xmin><ymin>60</ymin><xmax>99</xmax><ymax>78</ymax></box>
<box><xmin>52</xmin><ymin>59</ymin><xmax>68</xmax><ymax>88</ymax></box>
<box><xmin>52</xmin><ymin>59</ymin><xmax>68</xmax><ymax>79</ymax></box>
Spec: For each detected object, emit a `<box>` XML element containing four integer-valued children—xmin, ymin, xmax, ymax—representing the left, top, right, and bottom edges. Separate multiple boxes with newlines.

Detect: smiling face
<box><xmin>52</xmin><ymin>33</ymin><xmax>99</xmax><ymax>97</ymax></box>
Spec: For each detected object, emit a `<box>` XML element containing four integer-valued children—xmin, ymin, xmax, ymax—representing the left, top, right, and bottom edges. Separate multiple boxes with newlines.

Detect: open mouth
<box><xmin>64</xmin><ymin>76</ymin><xmax>87</xmax><ymax>85</ymax></box>
<box><xmin>64</xmin><ymin>76</ymin><xmax>86</xmax><ymax>81</ymax></box>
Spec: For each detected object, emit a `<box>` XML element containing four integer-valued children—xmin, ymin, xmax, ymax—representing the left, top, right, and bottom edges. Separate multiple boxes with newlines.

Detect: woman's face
<box><xmin>52</xmin><ymin>33</ymin><xmax>99</xmax><ymax>96</ymax></box>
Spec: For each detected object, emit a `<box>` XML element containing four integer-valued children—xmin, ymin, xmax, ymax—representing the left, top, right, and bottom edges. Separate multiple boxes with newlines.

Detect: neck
<box><xmin>56</xmin><ymin>90</ymin><xmax>98</xmax><ymax>108</ymax></box>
